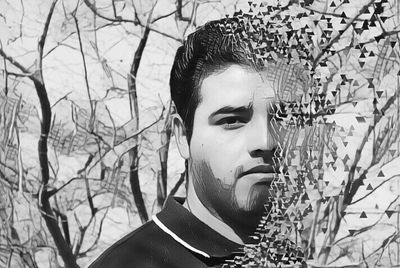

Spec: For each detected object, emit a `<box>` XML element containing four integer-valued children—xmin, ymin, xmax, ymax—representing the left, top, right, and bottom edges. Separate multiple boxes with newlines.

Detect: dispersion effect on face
<box><xmin>222</xmin><ymin>0</ymin><xmax>400</xmax><ymax>268</ymax></box>
<box><xmin>215</xmin><ymin>20</ymin><xmax>314</xmax><ymax>268</ymax></box>
<box><xmin>222</xmin><ymin>73</ymin><xmax>314</xmax><ymax>264</ymax></box>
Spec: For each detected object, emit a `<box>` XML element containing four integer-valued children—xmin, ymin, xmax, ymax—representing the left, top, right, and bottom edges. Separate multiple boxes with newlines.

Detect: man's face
<box><xmin>189</xmin><ymin>64</ymin><xmax>280</xmax><ymax>225</ymax></box>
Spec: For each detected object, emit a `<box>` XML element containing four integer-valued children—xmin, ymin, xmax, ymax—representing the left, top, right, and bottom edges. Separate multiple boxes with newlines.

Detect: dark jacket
<box><xmin>88</xmin><ymin>197</ymin><xmax>243</xmax><ymax>268</ymax></box>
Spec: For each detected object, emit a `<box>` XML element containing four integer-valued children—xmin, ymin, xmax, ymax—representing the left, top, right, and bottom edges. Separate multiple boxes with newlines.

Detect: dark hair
<box><xmin>170</xmin><ymin>17</ymin><xmax>260</xmax><ymax>141</ymax></box>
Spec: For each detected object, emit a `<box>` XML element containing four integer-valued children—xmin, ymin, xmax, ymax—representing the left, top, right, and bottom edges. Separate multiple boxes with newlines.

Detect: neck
<box><xmin>183</xmin><ymin>179</ymin><xmax>244</xmax><ymax>245</ymax></box>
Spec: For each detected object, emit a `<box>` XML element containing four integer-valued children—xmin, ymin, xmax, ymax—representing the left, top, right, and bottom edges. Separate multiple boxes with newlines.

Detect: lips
<box><xmin>240</xmin><ymin>164</ymin><xmax>278</xmax><ymax>177</ymax></box>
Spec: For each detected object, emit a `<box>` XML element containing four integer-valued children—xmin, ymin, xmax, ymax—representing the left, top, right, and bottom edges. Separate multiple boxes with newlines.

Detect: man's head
<box><xmin>170</xmin><ymin>18</ymin><xmax>259</xmax><ymax>141</ymax></box>
<box><xmin>170</xmin><ymin>18</ymin><xmax>287</xmax><ymax>240</ymax></box>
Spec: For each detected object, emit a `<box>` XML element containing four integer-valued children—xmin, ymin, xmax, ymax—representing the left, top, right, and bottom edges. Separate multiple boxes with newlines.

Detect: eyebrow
<box><xmin>209</xmin><ymin>103</ymin><xmax>253</xmax><ymax>119</ymax></box>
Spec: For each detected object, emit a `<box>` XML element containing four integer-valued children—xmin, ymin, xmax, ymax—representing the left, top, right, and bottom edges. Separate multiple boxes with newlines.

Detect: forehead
<box><xmin>198</xmin><ymin>63</ymin><xmax>308</xmax><ymax>109</ymax></box>
<box><xmin>199</xmin><ymin>65</ymin><xmax>274</xmax><ymax>110</ymax></box>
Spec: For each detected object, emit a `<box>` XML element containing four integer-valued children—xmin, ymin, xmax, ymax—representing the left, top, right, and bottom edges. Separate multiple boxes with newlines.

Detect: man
<box><xmin>89</xmin><ymin>17</ymin><xmax>286</xmax><ymax>268</ymax></box>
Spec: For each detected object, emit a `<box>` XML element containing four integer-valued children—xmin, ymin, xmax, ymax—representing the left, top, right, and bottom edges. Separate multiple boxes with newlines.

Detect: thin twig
<box><xmin>351</xmin><ymin>174</ymin><xmax>400</xmax><ymax>205</ymax></box>
<box><xmin>72</xmin><ymin>11</ymin><xmax>94</xmax><ymax>124</ymax></box>
<box><xmin>83</xmin><ymin>0</ymin><xmax>182</xmax><ymax>42</ymax></box>
<box><xmin>50</xmin><ymin>91</ymin><xmax>72</xmax><ymax>109</ymax></box>
<box><xmin>0</xmin><ymin>48</ymin><xmax>31</xmax><ymax>75</ymax></box>
<box><xmin>313</xmin><ymin>0</ymin><xmax>375</xmax><ymax>68</ymax></box>
<box><xmin>168</xmin><ymin>171</ymin><xmax>186</xmax><ymax>197</ymax></box>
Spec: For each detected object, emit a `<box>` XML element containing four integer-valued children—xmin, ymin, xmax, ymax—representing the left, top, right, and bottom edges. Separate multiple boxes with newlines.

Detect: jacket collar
<box><xmin>153</xmin><ymin>196</ymin><xmax>242</xmax><ymax>258</ymax></box>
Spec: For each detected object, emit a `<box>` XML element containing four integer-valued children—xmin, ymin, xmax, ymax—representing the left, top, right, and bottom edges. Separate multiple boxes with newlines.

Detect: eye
<box><xmin>217</xmin><ymin>117</ymin><xmax>246</xmax><ymax>130</ymax></box>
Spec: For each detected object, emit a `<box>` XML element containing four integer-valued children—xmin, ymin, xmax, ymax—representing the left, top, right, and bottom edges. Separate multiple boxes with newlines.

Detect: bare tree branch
<box><xmin>313</xmin><ymin>0</ymin><xmax>375</xmax><ymax>68</ymax></box>
<box><xmin>83</xmin><ymin>0</ymin><xmax>182</xmax><ymax>42</ymax></box>
<box><xmin>351</xmin><ymin>174</ymin><xmax>400</xmax><ymax>205</ymax></box>
<box><xmin>176</xmin><ymin>0</ymin><xmax>191</xmax><ymax>22</ymax></box>
<box><xmin>168</xmin><ymin>171</ymin><xmax>186</xmax><ymax>197</ymax></box>
<box><xmin>72</xmin><ymin>11</ymin><xmax>95</xmax><ymax>127</ymax></box>
<box><xmin>126</xmin><ymin>3</ymin><xmax>156</xmax><ymax>224</ymax></box>
<box><xmin>76</xmin><ymin>208</ymin><xmax>109</xmax><ymax>258</ymax></box>
<box><xmin>0</xmin><ymin>48</ymin><xmax>31</xmax><ymax>75</ymax></box>
<box><xmin>83</xmin><ymin>0</ymin><xmax>138</xmax><ymax>24</ymax></box>
<box><xmin>345</xmin><ymin>93</ymin><xmax>399</xmax><ymax>205</ymax></box>
<box><xmin>30</xmin><ymin>1</ymin><xmax>79</xmax><ymax>267</ymax></box>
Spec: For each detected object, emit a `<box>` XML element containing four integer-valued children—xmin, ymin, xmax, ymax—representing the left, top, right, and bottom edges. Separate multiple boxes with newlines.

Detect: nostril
<box><xmin>249</xmin><ymin>149</ymin><xmax>264</xmax><ymax>158</ymax></box>
<box><xmin>249</xmin><ymin>148</ymin><xmax>275</xmax><ymax>163</ymax></box>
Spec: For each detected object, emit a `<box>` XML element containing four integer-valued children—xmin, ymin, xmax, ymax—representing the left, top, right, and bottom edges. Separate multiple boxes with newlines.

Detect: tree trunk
<box><xmin>127</xmin><ymin>14</ymin><xmax>151</xmax><ymax>222</ymax></box>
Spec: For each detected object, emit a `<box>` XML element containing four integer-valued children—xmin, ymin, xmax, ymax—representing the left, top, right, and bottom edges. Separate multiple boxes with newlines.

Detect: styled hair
<box><xmin>170</xmin><ymin>17</ymin><xmax>260</xmax><ymax>141</ymax></box>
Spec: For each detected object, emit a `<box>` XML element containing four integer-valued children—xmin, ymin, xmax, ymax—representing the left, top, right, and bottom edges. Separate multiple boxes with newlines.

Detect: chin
<box><xmin>234</xmin><ymin>181</ymin><xmax>269</xmax><ymax>208</ymax></box>
<box><xmin>234</xmin><ymin>205</ymin><xmax>266</xmax><ymax>231</ymax></box>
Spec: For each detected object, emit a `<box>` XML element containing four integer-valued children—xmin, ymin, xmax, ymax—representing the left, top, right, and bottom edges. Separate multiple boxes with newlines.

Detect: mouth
<box><xmin>240</xmin><ymin>164</ymin><xmax>278</xmax><ymax>177</ymax></box>
<box><xmin>239</xmin><ymin>164</ymin><xmax>278</xmax><ymax>185</ymax></box>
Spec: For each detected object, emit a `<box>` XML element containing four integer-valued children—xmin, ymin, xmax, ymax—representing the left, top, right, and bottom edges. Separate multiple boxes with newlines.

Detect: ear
<box><xmin>172</xmin><ymin>114</ymin><xmax>190</xmax><ymax>159</ymax></box>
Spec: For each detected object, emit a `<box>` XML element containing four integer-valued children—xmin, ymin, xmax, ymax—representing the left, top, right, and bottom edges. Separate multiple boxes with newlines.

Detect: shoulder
<box><xmin>88</xmin><ymin>220</ymin><xmax>175</xmax><ymax>268</ymax></box>
<box><xmin>87</xmin><ymin>196</ymin><xmax>223</xmax><ymax>268</ymax></box>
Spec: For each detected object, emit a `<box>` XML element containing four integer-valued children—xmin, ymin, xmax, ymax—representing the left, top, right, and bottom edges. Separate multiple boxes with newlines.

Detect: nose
<box><xmin>247</xmin><ymin>116</ymin><xmax>277</xmax><ymax>160</ymax></box>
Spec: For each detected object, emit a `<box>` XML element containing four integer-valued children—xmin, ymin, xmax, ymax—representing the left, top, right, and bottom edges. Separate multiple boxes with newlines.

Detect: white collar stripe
<box><xmin>152</xmin><ymin>215</ymin><xmax>210</xmax><ymax>258</ymax></box>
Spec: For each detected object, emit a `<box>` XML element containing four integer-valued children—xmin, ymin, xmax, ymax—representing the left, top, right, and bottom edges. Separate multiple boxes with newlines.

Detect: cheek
<box><xmin>192</xmin><ymin>139</ymin><xmax>237</xmax><ymax>178</ymax></box>
<box><xmin>208</xmin><ymin>150</ymin><xmax>238</xmax><ymax>184</ymax></box>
